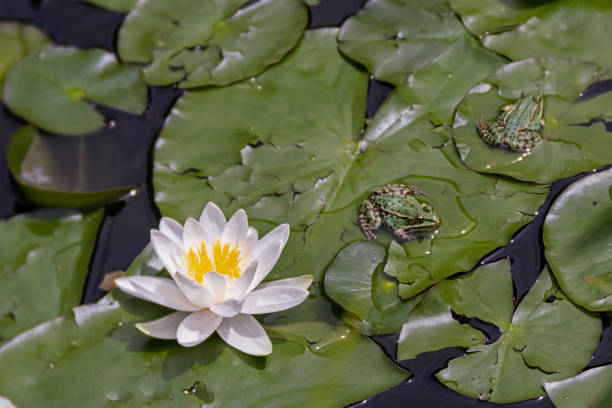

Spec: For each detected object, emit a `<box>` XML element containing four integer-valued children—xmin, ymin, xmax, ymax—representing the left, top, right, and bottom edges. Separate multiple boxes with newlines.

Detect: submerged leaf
<box><xmin>118</xmin><ymin>0</ymin><xmax>308</xmax><ymax>87</ymax></box>
<box><xmin>543</xmin><ymin>167</ymin><xmax>612</xmax><ymax>312</ymax></box>
<box><xmin>544</xmin><ymin>364</ymin><xmax>612</xmax><ymax>408</ymax></box>
<box><xmin>449</xmin><ymin>0</ymin><xmax>612</xmax><ymax>68</ymax></box>
<box><xmin>0</xmin><ymin>209</ymin><xmax>103</xmax><ymax>343</ymax></box>
<box><xmin>437</xmin><ymin>267</ymin><xmax>602</xmax><ymax>403</ymax></box>
<box><xmin>3</xmin><ymin>46</ymin><xmax>147</xmax><ymax>136</ymax></box>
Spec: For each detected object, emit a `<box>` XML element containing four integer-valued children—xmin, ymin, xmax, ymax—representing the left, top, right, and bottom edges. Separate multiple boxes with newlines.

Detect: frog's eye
<box><xmin>422</xmin><ymin>204</ymin><xmax>433</xmax><ymax>212</ymax></box>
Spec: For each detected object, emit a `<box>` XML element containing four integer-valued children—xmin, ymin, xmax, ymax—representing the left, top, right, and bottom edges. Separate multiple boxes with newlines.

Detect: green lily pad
<box><xmin>397</xmin><ymin>258</ymin><xmax>511</xmax><ymax>360</ymax></box>
<box><xmin>0</xmin><ymin>22</ymin><xmax>50</xmax><ymax>99</ymax></box>
<box><xmin>0</xmin><ymin>245</ymin><xmax>408</xmax><ymax>408</ymax></box>
<box><xmin>453</xmin><ymin>57</ymin><xmax>612</xmax><ymax>184</ymax></box>
<box><xmin>337</xmin><ymin>0</ymin><xmax>505</xmax><ymax>86</ymax></box>
<box><xmin>153</xmin><ymin>28</ymin><xmax>547</xmax><ymax>301</ymax></box>
<box><xmin>117</xmin><ymin>0</ymin><xmax>307</xmax><ymax>87</ymax></box>
<box><xmin>544</xmin><ymin>364</ymin><xmax>612</xmax><ymax>408</ymax></box>
<box><xmin>437</xmin><ymin>267</ymin><xmax>602</xmax><ymax>403</ymax></box>
<box><xmin>7</xmin><ymin>126</ymin><xmax>136</xmax><ymax>208</ymax></box>
<box><xmin>0</xmin><ymin>209</ymin><xmax>104</xmax><ymax>343</ymax></box>
<box><xmin>3</xmin><ymin>46</ymin><xmax>147</xmax><ymax>136</ymax></box>
<box><xmin>449</xmin><ymin>0</ymin><xmax>612</xmax><ymax>68</ymax></box>
<box><xmin>324</xmin><ymin>240</ymin><xmax>425</xmax><ymax>335</ymax></box>
<box><xmin>543</xmin><ymin>167</ymin><xmax>612</xmax><ymax>312</ymax></box>
<box><xmin>79</xmin><ymin>0</ymin><xmax>137</xmax><ymax>12</ymax></box>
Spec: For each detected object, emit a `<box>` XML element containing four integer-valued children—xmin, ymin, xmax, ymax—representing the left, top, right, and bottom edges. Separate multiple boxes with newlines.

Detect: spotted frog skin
<box><xmin>476</xmin><ymin>91</ymin><xmax>544</xmax><ymax>151</ymax></box>
<box><xmin>358</xmin><ymin>184</ymin><xmax>440</xmax><ymax>241</ymax></box>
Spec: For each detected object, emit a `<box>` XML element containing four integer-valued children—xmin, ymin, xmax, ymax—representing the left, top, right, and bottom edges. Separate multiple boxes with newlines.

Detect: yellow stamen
<box><xmin>183</xmin><ymin>239</ymin><xmax>242</xmax><ymax>283</ymax></box>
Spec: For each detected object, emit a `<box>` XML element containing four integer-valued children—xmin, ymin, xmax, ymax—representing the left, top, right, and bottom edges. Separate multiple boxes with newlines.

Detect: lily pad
<box><xmin>437</xmin><ymin>267</ymin><xmax>602</xmax><ymax>403</ymax></box>
<box><xmin>543</xmin><ymin>364</ymin><xmax>612</xmax><ymax>408</ymax></box>
<box><xmin>453</xmin><ymin>57</ymin><xmax>612</xmax><ymax>184</ymax></box>
<box><xmin>0</xmin><ymin>245</ymin><xmax>408</xmax><ymax>408</ymax></box>
<box><xmin>324</xmin><ymin>240</ymin><xmax>425</xmax><ymax>335</ymax></box>
<box><xmin>0</xmin><ymin>22</ymin><xmax>50</xmax><ymax>99</ymax></box>
<box><xmin>79</xmin><ymin>0</ymin><xmax>137</xmax><ymax>12</ymax></box>
<box><xmin>0</xmin><ymin>209</ymin><xmax>104</xmax><ymax>343</ymax></box>
<box><xmin>449</xmin><ymin>0</ymin><xmax>612</xmax><ymax>68</ymax></box>
<box><xmin>337</xmin><ymin>0</ymin><xmax>504</xmax><ymax>86</ymax></box>
<box><xmin>153</xmin><ymin>28</ymin><xmax>547</xmax><ymax>301</ymax></box>
<box><xmin>543</xmin><ymin>167</ymin><xmax>612</xmax><ymax>312</ymax></box>
<box><xmin>7</xmin><ymin>126</ymin><xmax>136</xmax><ymax>207</ymax></box>
<box><xmin>3</xmin><ymin>46</ymin><xmax>147</xmax><ymax>136</ymax></box>
<box><xmin>397</xmin><ymin>258</ymin><xmax>511</xmax><ymax>360</ymax></box>
<box><xmin>117</xmin><ymin>0</ymin><xmax>308</xmax><ymax>87</ymax></box>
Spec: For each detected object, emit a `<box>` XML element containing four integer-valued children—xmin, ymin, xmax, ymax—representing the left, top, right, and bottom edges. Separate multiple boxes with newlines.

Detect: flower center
<box><xmin>183</xmin><ymin>238</ymin><xmax>242</xmax><ymax>283</ymax></box>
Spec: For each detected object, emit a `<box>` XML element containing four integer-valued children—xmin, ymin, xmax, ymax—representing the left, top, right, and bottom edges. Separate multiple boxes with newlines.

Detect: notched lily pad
<box><xmin>118</xmin><ymin>0</ymin><xmax>308</xmax><ymax>87</ymax></box>
<box><xmin>0</xmin><ymin>208</ymin><xmax>103</xmax><ymax>343</ymax></box>
<box><xmin>437</xmin><ymin>266</ymin><xmax>602</xmax><ymax>403</ymax></box>
<box><xmin>453</xmin><ymin>57</ymin><xmax>612</xmax><ymax>183</ymax></box>
<box><xmin>0</xmin><ymin>22</ymin><xmax>50</xmax><ymax>99</ymax></box>
<box><xmin>449</xmin><ymin>0</ymin><xmax>612</xmax><ymax>68</ymax></box>
<box><xmin>337</xmin><ymin>0</ymin><xmax>504</xmax><ymax>86</ymax></box>
<box><xmin>7</xmin><ymin>126</ymin><xmax>136</xmax><ymax>208</ymax></box>
<box><xmin>3</xmin><ymin>46</ymin><xmax>147</xmax><ymax>136</ymax></box>
<box><xmin>544</xmin><ymin>364</ymin><xmax>612</xmax><ymax>408</ymax></box>
<box><xmin>78</xmin><ymin>0</ymin><xmax>137</xmax><ymax>12</ymax></box>
<box><xmin>543</xmin><ymin>167</ymin><xmax>612</xmax><ymax>312</ymax></box>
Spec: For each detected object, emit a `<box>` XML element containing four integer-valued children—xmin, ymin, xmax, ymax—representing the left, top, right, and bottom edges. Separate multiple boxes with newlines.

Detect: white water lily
<box><xmin>115</xmin><ymin>202</ymin><xmax>312</xmax><ymax>356</ymax></box>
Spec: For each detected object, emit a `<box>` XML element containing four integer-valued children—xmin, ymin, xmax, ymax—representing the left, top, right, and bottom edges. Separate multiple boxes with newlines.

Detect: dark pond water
<box><xmin>0</xmin><ymin>1</ymin><xmax>610</xmax><ymax>407</ymax></box>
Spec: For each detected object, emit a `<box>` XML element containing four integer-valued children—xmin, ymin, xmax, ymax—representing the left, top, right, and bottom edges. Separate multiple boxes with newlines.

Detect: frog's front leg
<box><xmin>394</xmin><ymin>226</ymin><xmax>418</xmax><ymax>242</ymax></box>
<box><xmin>505</xmin><ymin>130</ymin><xmax>541</xmax><ymax>151</ymax></box>
<box><xmin>359</xmin><ymin>201</ymin><xmax>381</xmax><ymax>240</ymax></box>
<box><xmin>476</xmin><ymin>117</ymin><xmax>504</xmax><ymax>147</ymax></box>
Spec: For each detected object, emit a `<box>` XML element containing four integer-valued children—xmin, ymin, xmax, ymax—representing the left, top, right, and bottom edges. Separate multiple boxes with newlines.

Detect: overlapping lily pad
<box><xmin>449</xmin><ymin>0</ymin><xmax>612</xmax><ymax>68</ymax></box>
<box><xmin>117</xmin><ymin>0</ymin><xmax>308</xmax><ymax>87</ymax></box>
<box><xmin>79</xmin><ymin>0</ymin><xmax>136</xmax><ymax>12</ymax></box>
<box><xmin>453</xmin><ymin>57</ymin><xmax>612</xmax><ymax>183</ymax></box>
<box><xmin>337</xmin><ymin>0</ymin><xmax>504</xmax><ymax>86</ymax></box>
<box><xmin>0</xmin><ymin>209</ymin><xmax>103</xmax><ymax>343</ymax></box>
<box><xmin>0</xmin><ymin>22</ymin><xmax>50</xmax><ymax>99</ymax></box>
<box><xmin>543</xmin><ymin>364</ymin><xmax>612</xmax><ymax>408</ymax></box>
<box><xmin>153</xmin><ymin>28</ymin><xmax>547</xmax><ymax>301</ymax></box>
<box><xmin>0</xmin><ymin>245</ymin><xmax>408</xmax><ymax>407</ymax></box>
<box><xmin>543</xmin><ymin>167</ymin><xmax>612</xmax><ymax>312</ymax></box>
<box><xmin>7</xmin><ymin>126</ymin><xmax>136</xmax><ymax>207</ymax></box>
<box><xmin>3</xmin><ymin>46</ymin><xmax>147</xmax><ymax>136</ymax></box>
<box><xmin>437</xmin><ymin>267</ymin><xmax>601</xmax><ymax>403</ymax></box>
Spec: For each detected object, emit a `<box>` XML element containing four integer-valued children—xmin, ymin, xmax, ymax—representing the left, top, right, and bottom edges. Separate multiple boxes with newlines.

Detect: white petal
<box><xmin>183</xmin><ymin>218</ymin><xmax>208</xmax><ymax>250</ymax></box>
<box><xmin>216</xmin><ymin>314</ymin><xmax>272</xmax><ymax>356</ymax></box>
<box><xmin>221</xmin><ymin>209</ymin><xmax>248</xmax><ymax>247</ymax></box>
<box><xmin>199</xmin><ymin>202</ymin><xmax>226</xmax><ymax>238</ymax></box>
<box><xmin>227</xmin><ymin>262</ymin><xmax>258</xmax><ymax>299</ymax></box>
<box><xmin>176</xmin><ymin>310</ymin><xmax>222</xmax><ymax>347</ymax></box>
<box><xmin>248</xmin><ymin>240</ymin><xmax>283</xmax><ymax>292</ymax></box>
<box><xmin>150</xmin><ymin>230</ymin><xmax>181</xmax><ymax>274</ymax></box>
<box><xmin>115</xmin><ymin>276</ymin><xmax>199</xmax><ymax>312</ymax></box>
<box><xmin>202</xmin><ymin>271</ymin><xmax>230</xmax><ymax>303</ymax></box>
<box><xmin>210</xmin><ymin>298</ymin><xmax>244</xmax><ymax>318</ymax></box>
<box><xmin>246</xmin><ymin>227</ymin><xmax>258</xmax><ymax>244</ymax></box>
<box><xmin>255</xmin><ymin>224</ymin><xmax>289</xmax><ymax>252</ymax></box>
<box><xmin>242</xmin><ymin>286</ymin><xmax>308</xmax><ymax>314</ymax></box>
<box><xmin>256</xmin><ymin>275</ymin><xmax>313</xmax><ymax>291</ymax></box>
<box><xmin>170</xmin><ymin>271</ymin><xmax>214</xmax><ymax>309</ymax></box>
<box><xmin>159</xmin><ymin>217</ymin><xmax>183</xmax><ymax>248</ymax></box>
<box><xmin>135</xmin><ymin>311</ymin><xmax>188</xmax><ymax>339</ymax></box>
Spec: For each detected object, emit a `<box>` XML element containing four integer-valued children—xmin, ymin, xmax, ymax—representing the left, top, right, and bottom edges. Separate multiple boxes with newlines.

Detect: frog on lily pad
<box><xmin>476</xmin><ymin>91</ymin><xmax>545</xmax><ymax>152</ymax></box>
<box><xmin>358</xmin><ymin>184</ymin><xmax>440</xmax><ymax>241</ymax></box>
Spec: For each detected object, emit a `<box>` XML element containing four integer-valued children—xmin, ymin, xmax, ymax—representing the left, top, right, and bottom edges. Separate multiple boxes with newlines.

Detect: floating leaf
<box><xmin>397</xmin><ymin>259</ymin><xmax>511</xmax><ymax>360</ymax></box>
<box><xmin>543</xmin><ymin>364</ymin><xmax>612</xmax><ymax>408</ymax></box>
<box><xmin>324</xmin><ymin>241</ymin><xmax>424</xmax><ymax>335</ymax></box>
<box><xmin>78</xmin><ymin>0</ymin><xmax>136</xmax><ymax>12</ymax></box>
<box><xmin>7</xmin><ymin>126</ymin><xmax>136</xmax><ymax>207</ymax></box>
<box><xmin>0</xmin><ymin>246</ymin><xmax>408</xmax><ymax>407</ymax></box>
<box><xmin>337</xmin><ymin>0</ymin><xmax>504</xmax><ymax>86</ymax></box>
<box><xmin>543</xmin><ymin>167</ymin><xmax>612</xmax><ymax>312</ymax></box>
<box><xmin>117</xmin><ymin>0</ymin><xmax>308</xmax><ymax>87</ymax></box>
<box><xmin>437</xmin><ymin>267</ymin><xmax>602</xmax><ymax>403</ymax></box>
<box><xmin>4</xmin><ymin>46</ymin><xmax>147</xmax><ymax>136</ymax></box>
<box><xmin>0</xmin><ymin>209</ymin><xmax>103</xmax><ymax>343</ymax></box>
<box><xmin>0</xmin><ymin>22</ymin><xmax>50</xmax><ymax>99</ymax></box>
<box><xmin>449</xmin><ymin>0</ymin><xmax>612</xmax><ymax>68</ymax></box>
<box><xmin>153</xmin><ymin>28</ymin><xmax>547</xmax><ymax>301</ymax></box>
<box><xmin>453</xmin><ymin>57</ymin><xmax>612</xmax><ymax>184</ymax></box>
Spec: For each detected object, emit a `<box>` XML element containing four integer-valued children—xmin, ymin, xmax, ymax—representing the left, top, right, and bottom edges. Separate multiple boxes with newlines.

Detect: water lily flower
<box><xmin>115</xmin><ymin>202</ymin><xmax>312</xmax><ymax>355</ymax></box>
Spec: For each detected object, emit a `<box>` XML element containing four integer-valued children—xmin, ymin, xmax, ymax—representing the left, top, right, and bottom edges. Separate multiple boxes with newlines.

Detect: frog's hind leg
<box><xmin>476</xmin><ymin>117</ymin><xmax>503</xmax><ymax>147</ymax></box>
<box><xmin>383</xmin><ymin>183</ymin><xmax>428</xmax><ymax>197</ymax></box>
<box><xmin>505</xmin><ymin>130</ymin><xmax>541</xmax><ymax>152</ymax></box>
<box><xmin>359</xmin><ymin>201</ymin><xmax>380</xmax><ymax>240</ymax></box>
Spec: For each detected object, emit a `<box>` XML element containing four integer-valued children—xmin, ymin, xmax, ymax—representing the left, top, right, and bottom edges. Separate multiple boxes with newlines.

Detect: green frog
<box><xmin>359</xmin><ymin>184</ymin><xmax>440</xmax><ymax>241</ymax></box>
<box><xmin>476</xmin><ymin>91</ymin><xmax>544</xmax><ymax>151</ymax></box>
